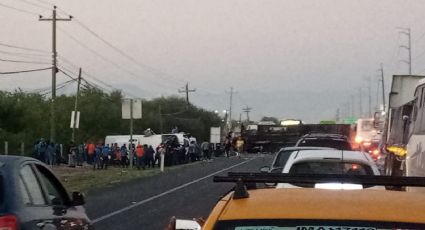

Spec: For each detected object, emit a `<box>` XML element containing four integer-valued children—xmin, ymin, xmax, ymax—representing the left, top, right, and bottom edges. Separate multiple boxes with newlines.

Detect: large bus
<box><xmin>384</xmin><ymin>75</ymin><xmax>425</xmax><ymax>191</ymax></box>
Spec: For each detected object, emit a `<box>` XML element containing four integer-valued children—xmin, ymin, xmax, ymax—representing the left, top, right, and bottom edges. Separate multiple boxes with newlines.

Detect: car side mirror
<box><xmin>259</xmin><ymin>166</ymin><xmax>270</xmax><ymax>173</ymax></box>
<box><xmin>71</xmin><ymin>192</ymin><xmax>85</xmax><ymax>206</ymax></box>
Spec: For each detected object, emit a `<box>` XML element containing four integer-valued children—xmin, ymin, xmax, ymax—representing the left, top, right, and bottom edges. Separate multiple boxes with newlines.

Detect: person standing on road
<box><xmin>120</xmin><ymin>144</ymin><xmax>129</xmax><ymax>168</ymax></box>
<box><xmin>46</xmin><ymin>142</ymin><xmax>56</xmax><ymax>166</ymax></box>
<box><xmin>76</xmin><ymin>143</ymin><xmax>84</xmax><ymax>166</ymax></box>
<box><xmin>68</xmin><ymin>141</ymin><xmax>77</xmax><ymax>168</ymax></box>
<box><xmin>188</xmin><ymin>141</ymin><xmax>197</xmax><ymax>162</ymax></box>
<box><xmin>101</xmin><ymin>144</ymin><xmax>111</xmax><ymax>169</ymax></box>
<box><xmin>224</xmin><ymin>135</ymin><xmax>231</xmax><ymax>158</ymax></box>
<box><xmin>136</xmin><ymin>143</ymin><xmax>145</xmax><ymax>170</ymax></box>
<box><xmin>94</xmin><ymin>143</ymin><xmax>103</xmax><ymax>169</ymax></box>
<box><xmin>155</xmin><ymin>144</ymin><xmax>163</xmax><ymax>167</ymax></box>
<box><xmin>201</xmin><ymin>140</ymin><xmax>211</xmax><ymax>161</ymax></box>
<box><xmin>86</xmin><ymin>142</ymin><xmax>95</xmax><ymax>165</ymax></box>
<box><xmin>236</xmin><ymin>136</ymin><xmax>245</xmax><ymax>157</ymax></box>
<box><xmin>37</xmin><ymin>138</ymin><xmax>48</xmax><ymax>163</ymax></box>
<box><xmin>146</xmin><ymin>145</ymin><xmax>155</xmax><ymax>168</ymax></box>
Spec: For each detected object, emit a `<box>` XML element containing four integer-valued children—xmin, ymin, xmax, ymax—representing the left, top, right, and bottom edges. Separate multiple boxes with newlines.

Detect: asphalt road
<box><xmin>84</xmin><ymin>154</ymin><xmax>273</xmax><ymax>230</ymax></box>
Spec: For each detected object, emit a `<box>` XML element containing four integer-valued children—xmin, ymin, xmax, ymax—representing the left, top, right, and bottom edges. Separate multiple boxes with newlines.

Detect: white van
<box><xmin>105</xmin><ymin>133</ymin><xmax>192</xmax><ymax>149</ymax></box>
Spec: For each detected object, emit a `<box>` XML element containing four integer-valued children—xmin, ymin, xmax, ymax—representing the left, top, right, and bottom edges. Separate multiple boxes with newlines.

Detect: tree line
<box><xmin>0</xmin><ymin>88</ymin><xmax>222</xmax><ymax>155</ymax></box>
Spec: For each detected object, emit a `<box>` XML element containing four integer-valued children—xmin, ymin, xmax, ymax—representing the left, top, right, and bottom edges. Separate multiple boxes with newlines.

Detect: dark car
<box><xmin>295</xmin><ymin>133</ymin><xmax>352</xmax><ymax>150</ymax></box>
<box><xmin>0</xmin><ymin>155</ymin><xmax>93</xmax><ymax>230</ymax></box>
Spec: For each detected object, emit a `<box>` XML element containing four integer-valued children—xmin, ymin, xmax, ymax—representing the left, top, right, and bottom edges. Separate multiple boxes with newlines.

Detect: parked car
<box><xmin>274</xmin><ymin>149</ymin><xmax>381</xmax><ymax>189</ymax></box>
<box><xmin>295</xmin><ymin>133</ymin><xmax>352</xmax><ymax>150</ymax></box>
<box><xmin>0</xmin><ymin>155</ymin><xmax>93</xmax><ymax>230</ymax></box>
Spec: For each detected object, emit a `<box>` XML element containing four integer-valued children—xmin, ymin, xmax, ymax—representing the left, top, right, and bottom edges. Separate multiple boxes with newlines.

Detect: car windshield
<box><xmin>3</xmin><ymin>1</ymin><xmax>425</xmax><ymax>229</ymax></box>
<box><xmin>273</xmin><ymin>150</ymin><xmax>297</xmax><ymax>168</ymax></box>
<box><xmin>298</xmin><ymin>139</ymin><xmax>352</xmax><ymax>150</ymax></box>
<box><xmin>289</xmin><ymin>161</ymin><xmax>373</xmax><ymax>175</ymax></box>
<box><xmin>360</xmin><ymin>121</ymin><xmax>375</xmax><ymax>132</ymax></box>
<box><xmin>213</xmin><ymin>220</ymin><xmax>425</xmax><ymax>230</ymax></box>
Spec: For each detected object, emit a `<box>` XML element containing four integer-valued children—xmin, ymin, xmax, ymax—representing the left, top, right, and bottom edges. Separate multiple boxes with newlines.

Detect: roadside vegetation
<box><xmin>0</xmin><ymin>88</ymin><xmax>221</xmax><ymax>154</ymax></box>
<box><xmin>53</xmin><ymin>162</ymin><xmax>202</xmax><ymax>193</ymax></box>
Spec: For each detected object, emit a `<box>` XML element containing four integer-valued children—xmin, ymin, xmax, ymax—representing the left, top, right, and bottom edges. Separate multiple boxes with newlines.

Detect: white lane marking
<box><xmin>92</xmin><ymin>157</ymin><xmax>256</xmax><ymax>224</ymax></box>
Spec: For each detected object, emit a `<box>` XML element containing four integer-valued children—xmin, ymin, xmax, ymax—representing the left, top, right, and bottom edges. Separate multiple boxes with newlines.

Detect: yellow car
<box><xmin>195</xmin><ymin>174</ymin><xmax>425</xmax><ymax>230</ymax></box>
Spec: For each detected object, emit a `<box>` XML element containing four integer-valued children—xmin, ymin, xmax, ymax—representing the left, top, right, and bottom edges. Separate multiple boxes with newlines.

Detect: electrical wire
<box><xmin>0</xmin><ymin>2</ymin><xmax>40</xmax><ymax>16</ymax></box>
<box><xmin>58</xmin><ymin>56</ymin><xmax>150</xmax><ymax>98</ymax></box>
<box><xmin>31</xmin><ymin>79</ymin><xmax>75</xmax><ymax>94</ymax></box>
<box><xmin>0</xmin><ymin>49</ymin><xmax>51</xmax><ymax>58</ymax></box>
<box><xmin>0</xmin><ymin>42</ymin><xmax>49</xmax><ymax>53</ymax></box>
<box><xmin>56</xmin><ymin>7</ymin><xmax>187</xmax><ymax>84</ymax></box>
<box><xmin>57</xmin><ymin>27</ymin><xmax>177</xmax><ymax>91</ymax></box>
<box><xmin>0</xmin><ymin>58</ymin><xmax>50</xmax><ymax>65</ymax></box>
<box><xmin>0</xmin><ymin>67</ymin><xmax>52</xmax><ymax>75</ymax></box>
<box><xmin>58</xmin><ymin>65</ymin><xmax>126</xmax><ymax>95</ymax></box>
<box><xmin>56</xmin><ymin>7</ymin><xmax>224</xmax><ymax>96</ymax></box>
<box><xmin>16</xmin><ymin>0</ymin><xmax>51</xmax><ymax>11</ymax></box>
<box><xmin>32</xmin><ymin>0</ymin><xmax>53</xmax><ymax>7</ymax></box>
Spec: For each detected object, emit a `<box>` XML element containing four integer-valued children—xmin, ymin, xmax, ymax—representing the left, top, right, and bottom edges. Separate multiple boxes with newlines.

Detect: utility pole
<box><xmin>376</xmin><ymin>77</ymin><xmax>380</xmax><ymax>111</ymax></box>
<box><xmin>39</xmin><ymin>6</ymin><xmax>72</xmax><ymax>143</ymax></box>
<box><xmin>71</xmin><ymin>68</ymin><xmax>82</xmax><ymax>142</ymax></box>
<box><xmin>350</xmin><ymin>95</ymin><xmax>355</xmax><ymax>117</ymax></box>
<box><xmin>366</xmin><ymin>76</ymin><xmax>372</xmax><ymax>117</ymax></box>
<box><xmin>398</xmin><ymin>27</ymin><xmax>412</xmax><ymax>75</ymax></box>
<box><xmin>158</xmin><ymin>104</ymin><xmax>163</xmax><ymax>133</ymax></box>
<box><xmin>178</xmin><ymin>83</ymin><xmax>196</xmax><ymax>105</ymax></box>
<box><xmin>358</xmin><ymin>88</ymin><xmax>363</xmax><ymax>118</ymax></box>
<box><xmin>335</xmin><ymin>108</ymin><xmax>340</xmax><ymax>122</ymax></box>
<box><xmin>228</xmin><ymin>87</ymin><xmax>234</xmax><ymax>130</ymax></box>
<box><xmin>242</xmin><ymin>106</ymin><xmax>252</xmax><ymax>122</ymax></box>
<box><xmin>379</xmin><ymin>63</ymin><xmax>386</xmax><ymax>111</ymax></box>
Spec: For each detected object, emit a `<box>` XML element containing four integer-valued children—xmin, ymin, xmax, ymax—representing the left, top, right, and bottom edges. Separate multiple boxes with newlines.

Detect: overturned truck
<box><xmin>241</xmin><ymin>120</ymin><xmax>352</xmax><ymax>153</ymax></box>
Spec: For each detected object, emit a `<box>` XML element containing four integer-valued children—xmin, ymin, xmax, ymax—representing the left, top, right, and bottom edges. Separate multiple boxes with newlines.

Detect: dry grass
<box><xmin>52</xmin><ymin>162</ymin><xmax>200</xmax><ymax>193</ymax></box>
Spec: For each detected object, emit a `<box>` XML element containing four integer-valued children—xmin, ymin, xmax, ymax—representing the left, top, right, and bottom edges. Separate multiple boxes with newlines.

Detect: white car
<box><xmin>275</xmin><ymin>149</ymin><xmax>383</xmax><ymax>190</ymax></box>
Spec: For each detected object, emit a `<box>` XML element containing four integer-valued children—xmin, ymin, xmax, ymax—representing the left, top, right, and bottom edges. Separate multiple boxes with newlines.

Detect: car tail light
<box><xmin>355</xmin><ymin>136</ymin><xmax>362</xmax><ymax>143</ymax></box>
<box><xmin>373</xmin><ymin>149</ymin><xmax>380</xmax><ymax>156</ymax></box>
<box><xmin>0</xmin><ymin>215</ymin><xmax>18</xmax><ymax>230</ymax></box>
<box><xmin>363</xmin><ymin>142</ymin><xmax>372</xmax><ymax>147</ymax></box>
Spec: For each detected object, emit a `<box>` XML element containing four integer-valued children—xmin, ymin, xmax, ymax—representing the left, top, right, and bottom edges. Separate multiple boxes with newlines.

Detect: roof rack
<box><xmin>214</xmin><ymin>173</ymin><xmax>425</xmax><ymax>187</ymax></box>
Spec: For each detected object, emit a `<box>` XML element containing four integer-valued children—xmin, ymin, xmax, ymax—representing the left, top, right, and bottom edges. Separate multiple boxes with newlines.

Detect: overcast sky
<box><xmin>2</xmin><ymin>0</ymin><xmax>425</xmax><ymax>122</ymax></box>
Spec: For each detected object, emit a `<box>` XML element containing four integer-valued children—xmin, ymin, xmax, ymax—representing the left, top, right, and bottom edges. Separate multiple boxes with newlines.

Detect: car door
<box><xmin>17</xmin><ymin>163</ymin><xmax>62</xmax><ymax>230</ymax></box>
<box><xmin>33</xmin><ymin>164</ymin><xmax>91</xmax><ymax>230</ymax></box>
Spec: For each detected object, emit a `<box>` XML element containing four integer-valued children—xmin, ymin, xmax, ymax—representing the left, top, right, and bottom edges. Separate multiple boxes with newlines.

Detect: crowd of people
<box><xmin>33</xmin><ymin>136</ymin><xmax>216</xmax><ymax>170</ymax></box>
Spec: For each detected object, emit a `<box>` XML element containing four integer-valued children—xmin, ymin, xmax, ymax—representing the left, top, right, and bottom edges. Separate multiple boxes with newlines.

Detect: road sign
<box><xmin>343</xmin><ymin>117</ymin><xmax>357</xmax><ymax>124</ymax></box>
<box><xmin>122</xmin><ymin>99</ymin><xmax>142</xmax><ymax>119</ymax></box>
<box><xmin>70</xmin><ymin>111</ymin><xmax>80</xmax><ymax>129</ymax></box>
<box><xmin>210</xmin><ymin>127</ymin><xmax>221</xmax><ymax>144</ymax></box>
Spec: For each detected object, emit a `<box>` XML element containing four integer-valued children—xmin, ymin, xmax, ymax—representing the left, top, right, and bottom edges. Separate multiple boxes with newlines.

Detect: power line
<box><xmin>0</xmin><ymin>2</ymin><xmax>40</xmax><ymax>16</ymax></box>
<box><xmin>57</xmin><ymin>26</ymin><xmax>176</xmax><ymax>91</ymax></box>
<box><xmin>32</xmin><ymin>0</ymin><xmax>53</xmax><ymax>7</ymax></box>
<box><xmin>0</xmin><ymin>42</ymin><xmax>49</xmax><ymax>53</ymax></box>
<box><xmin>40</xmin><ymin>81</ymin><xmax>76</xmax><ymax>97</ymax></box>
<box><xmin>56</xmin><ymin>7</ymin><xmax>223</xmax><ymax>95</ymax></box>
<box><xmin>0</xmin><ymin>49</ymin><xmax>51</xmax><ymax>58</ymax></box>
<box><xmin>72</xmin><ymin>18</ymin><xmax>183</xmax><ymax>84</ymax></box>
<box><xmin>56</xmin><ymin>7</ymin><xmax>187</xmax><ymax>84</ymax></box>
<box><xmin>0</xmin><ymin>67</ymin><xmax>52</xmax><ymax>75</ymax></box>
<box><xmin>58</xmin><ymin>63</ymin><xmax>138</xmax><ymax>98</ymax></box>
<box><xmin>32</xmin><ymin>79</ymin><xmax>76</xmax><ymax>94</ymax></box>
<box><xmin>0</xmin><ymin>58</ymin><xmax>50</xmax><ymax>65</ymax></box>
<box><xmin>16</xmin><ymin>0</ymin><xmax>51</xmax><ymax>11</ymax></box>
